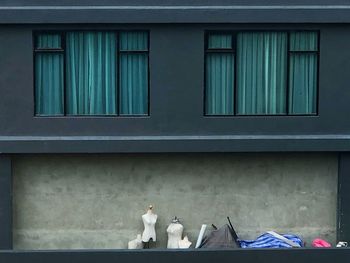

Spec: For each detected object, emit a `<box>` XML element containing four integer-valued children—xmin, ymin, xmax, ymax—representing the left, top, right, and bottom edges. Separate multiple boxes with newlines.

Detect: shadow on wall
<box><xmin>12</xmin><ymin>153</ymin><xmax>337</xmax><ymax>249</ymax></box>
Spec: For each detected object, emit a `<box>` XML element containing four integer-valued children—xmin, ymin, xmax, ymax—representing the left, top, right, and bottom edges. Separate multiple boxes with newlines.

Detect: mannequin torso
<box><xmin>128</xmin><ymin>234</ymin><xmax>143</xmax><ymax>249</ymax></box>
<box><xmin>167</xmin><ymin>220</ymin><xmax>184</xmax><ymax>249</ymax></box>
<box><xmin>142</xmin><ymin>207</ymin><xmax>158</xmax><ymax>242</ymax></box>
<box><xmin>178</xmin><ymin>236</ymin><xmax>192</xmax><ymax>249</ymax></box>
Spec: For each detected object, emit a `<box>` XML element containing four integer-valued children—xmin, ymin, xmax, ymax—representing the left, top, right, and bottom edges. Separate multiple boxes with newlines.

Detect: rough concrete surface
<box><xmin>12</xmin><ymin>153</ymin><xmax>337</xmax><ymax>249</ymax></box>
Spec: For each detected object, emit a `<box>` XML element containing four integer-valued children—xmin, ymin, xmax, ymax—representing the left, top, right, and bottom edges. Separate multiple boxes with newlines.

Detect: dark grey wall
<box><xmin>0</xmin><ymin>155</ymin><xmax>12</xmax><ymax>249</ymax></box>
<box><xmin>0</xmin><ymin>24</ymin><xmax>350</xmax><ymax>152</ymax></box>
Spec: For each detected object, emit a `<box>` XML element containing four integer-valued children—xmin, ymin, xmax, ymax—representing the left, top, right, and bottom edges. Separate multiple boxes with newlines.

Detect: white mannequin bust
<box><xmin>167</xmin><ymin>217</ymin><xmax>184</xmax><ymax>249</ymax></box>
<box><xmin>128</xmin><ymin>234</ymin><xmax>143</xmax><ymax>249</ymax></box>
<box><xmin>141</xmin><ymin>205</ymin><xmax>158</xmax><ymax>242</ymax></box>
<box><xmin>178</xmin><ymin>236</ymin><xmax>192</xmax><ymax>249</ymax></box>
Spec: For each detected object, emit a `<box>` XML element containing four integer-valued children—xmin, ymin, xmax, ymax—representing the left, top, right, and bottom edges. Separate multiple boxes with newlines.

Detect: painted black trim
<box><xmin>286</xmin><ymin>32</ymin><xmax>290</xmax><ymax>114</ymax></box>
<box><xmin>62</xmin><ymin>31</ymin><xmax>67</xmax><ymax>116</ymax></box>
<box><xmin>316</xmin><ymin>30</ymin><xmax>321</xmax><ymax>116</ymax></box>
<box><xmin>0</xmin><ymin>155</ymin><xmax>12</xmax><ymax>249</ymax></box>
<box><xmin>34</xmin><ymin>49</ymin><xmax>64</xmax><ymax>53</ymax></box>
<box><xmin>147</xmin><ymin>30</ymin><xmax>151</xmax><ymax>116</ymax></box>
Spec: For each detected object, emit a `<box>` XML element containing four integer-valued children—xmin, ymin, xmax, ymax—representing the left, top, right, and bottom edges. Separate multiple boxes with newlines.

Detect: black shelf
<box><xmin>0</xmin><ymin>248</ymin><xmax>349</xmax><ymax>263</ymax></box>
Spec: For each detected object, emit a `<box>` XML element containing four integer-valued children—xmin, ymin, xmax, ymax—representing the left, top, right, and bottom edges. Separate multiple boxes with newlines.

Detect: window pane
<box><xmin>120</xmin><ymin>53</ymin><xmax>148</xmax><ymax>115</ymax></box>
<box><xmin>236</xmin><ymin>32</ymin><xmax>287</xmax><ymax>115</ymax></box>
<box><xmin>289</xmin><ymin>53</ymin><xmax>317</xmax><ymax>114</ymax></box>
<box><xmin>35</xmin><ymin>53</ymin><xmax>64</xmax><ymax>115</ymax></box>
<box><xmin>66</xmin><ymin>32</ymin><xmax>117</xmax><ymax>115</ymax></box>
<box><xmin>290</xmin><ymin>32</ymin><xmax>318</xmax><ymax>51</ymax></box>
<box><xmin>205</xmin><ymin>53</ymin><xmax>234</xmax><ymax>115</ymax></box>
<box><xmin>120</xmin><ymin>31</ymin><xmax>148</xmax><ymax>51</ymax></box>
<box><xmin>36</xmin><ymin>34</ymin><xmax>61</xmax><ymax>49</ymax></box>
<box><xmin>208</xmin><ymin>34</ymin><xmax>232</xmax><ymax>49</ymax></box>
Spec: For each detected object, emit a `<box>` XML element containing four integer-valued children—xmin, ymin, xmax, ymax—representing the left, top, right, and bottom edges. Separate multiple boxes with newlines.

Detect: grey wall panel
<box><xmin>12</xmin><ymin>153</ymin><xmax>337</xmax><ymax>249</ymax></box>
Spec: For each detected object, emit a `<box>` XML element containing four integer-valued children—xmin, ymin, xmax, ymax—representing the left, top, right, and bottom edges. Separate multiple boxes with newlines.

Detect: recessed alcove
<box><xmin>12</xmin><ymin>153</ymin><xmax>337</xmax><ymax>249</ymax></box>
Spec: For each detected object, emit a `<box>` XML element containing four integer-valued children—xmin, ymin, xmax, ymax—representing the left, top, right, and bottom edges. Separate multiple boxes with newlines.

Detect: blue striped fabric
<box><xmin>239</xmin><ymin>233</ymin><xmax>303</xmax><ymax>248</ymax></box>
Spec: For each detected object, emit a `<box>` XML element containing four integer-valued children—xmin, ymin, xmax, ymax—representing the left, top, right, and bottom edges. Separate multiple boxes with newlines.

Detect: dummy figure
<box><xmin>128</xmin><ymin>234</ymin><xmax>143</xmax><ymax>249</ymax></box>
<box><xmin>178</xmin><ymin>236</ymin><xmax>192</xmax><ymax>249</ymax></box>
<box><xmin>142</xmin><ymin>205</ymin><xmax>158</xmax><ymax>246</ymax></box>
<box><xmin>167</xmin><ymin>217</ymin><xmax>184</xmax><ymax>249</ymax></box>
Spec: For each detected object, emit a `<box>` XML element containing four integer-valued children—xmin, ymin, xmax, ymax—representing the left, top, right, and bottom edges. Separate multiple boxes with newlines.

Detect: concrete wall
<box><xmin>13</xmin><ymin>153</ymin><xmax>338</xmax><ymax>249</ymax></box>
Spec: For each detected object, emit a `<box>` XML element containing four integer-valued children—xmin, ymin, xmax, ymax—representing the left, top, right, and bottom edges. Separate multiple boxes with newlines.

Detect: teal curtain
<box><xmin>208</xmin><ymin>34</ymin><xmax>232</xmax><ymax>49</ymax></box>
<box><xmin>66</xmin><ymin>32</ymin><xmax>117</xmax><ymax>115</ymax></box>
<box><xmin>35</xmin><ymin>34</ymin><xmax>64</xmax><ymax>115</ymax></box>
<box><xmin>236</xmin><ymin>32</ymin><xmax>287</xmax><ymax>115</ymax></box>
<box><xmin>36</xmin><ymin>34</ymin><xmax>61</xmax><ymax>49</ymax></box>
<box><xmin>289</xmin><ymin>32</ymin><xmax>318</xmax><ymax>114</ymax></box>
<box><xmin>205</xmin><ymin>34</ymin><xmax>234</xmax><ymax>115</ymax></box>
<box><xmin>290</xmin><ymin>32</ymin><xmax>318</xmax><ymax>51</ymax></box>
<box><xmin>206</xmin><ymin>54</ymin><xmax>234</xmax><ymax>115</ymax></box>
<box><xmin>119</xmin><ymin>32</ymin><xmax>148</xmax><ymax>115</ymax></box>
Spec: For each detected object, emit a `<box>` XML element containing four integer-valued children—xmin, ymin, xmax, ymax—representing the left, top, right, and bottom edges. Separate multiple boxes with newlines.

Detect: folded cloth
<box><xmin>239</xmin><ymin>232</ymin><xmax>303</xmax><ymax>248</ymax></box>
<box><xmin>312</xmin><ymin>238</ymin><xmax>331</xmax><ymax>248</ymax></box>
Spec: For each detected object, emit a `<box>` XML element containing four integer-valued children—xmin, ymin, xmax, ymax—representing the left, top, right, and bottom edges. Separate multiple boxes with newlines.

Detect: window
<box><xmin>205</xmin><ymin>31</ymin><xmax>319</xmax><ymax>116</ymax></box>
<box><xmin>34</xmin><ymin>31</ymin><xmax>149</xmax><ymax>116</ymax></box>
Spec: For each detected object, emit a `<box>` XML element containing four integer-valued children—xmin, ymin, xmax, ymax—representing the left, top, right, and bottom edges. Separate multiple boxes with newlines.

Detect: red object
<box><xmin>312</xmin><ymin>238</ymin><xmax>331</xmax><ymax>248</ymax></box>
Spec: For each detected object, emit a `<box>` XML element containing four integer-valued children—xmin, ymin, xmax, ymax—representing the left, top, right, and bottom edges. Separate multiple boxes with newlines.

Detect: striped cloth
<box><xmin>239</xmin><ymin>232</ymin><xmax>304</xmax><ymax>248</ymax></box>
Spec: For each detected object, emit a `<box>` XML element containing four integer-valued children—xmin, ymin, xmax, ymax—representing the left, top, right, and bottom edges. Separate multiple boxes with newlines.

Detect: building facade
<box><xmin>1</xmin><ymin>0</ymin><xmax>350</xmax><ymax>262</ymax></box>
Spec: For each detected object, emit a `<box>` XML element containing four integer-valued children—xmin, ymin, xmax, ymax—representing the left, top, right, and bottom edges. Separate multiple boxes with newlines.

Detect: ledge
<box><xmin>1</xmin><ymin>3</ymin><xmax>350</xmax><ymax>23</ymax></box>
<box><xmin>0</xmin><ymin>248</ymin><xmax>349</xmax><ymax>263</ymax></box>
<box><xmin>0</xmin><ymin>135</ymin><xmax>350</xmax><ymax>153</ymax></box>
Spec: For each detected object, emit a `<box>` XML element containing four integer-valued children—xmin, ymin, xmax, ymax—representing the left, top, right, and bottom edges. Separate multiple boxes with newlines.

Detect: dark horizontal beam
<box><xmin>0</xmin><ymin>249</ymin><xmax>350</xmax><ymax>263</ymax></box>
<box><xmin>0</xmin><ymin>135</ymin><xmax>350</xmax><ymax>153</ymax></box>
<box><xmin>4</xmin><ymin>0</ymin><xmax>350</xmax><ymax>6</ymax></box>
<box><xmin>1</xmin><ymin>5</ymin><xmax>350</xmax><ymax>23</ymax></box>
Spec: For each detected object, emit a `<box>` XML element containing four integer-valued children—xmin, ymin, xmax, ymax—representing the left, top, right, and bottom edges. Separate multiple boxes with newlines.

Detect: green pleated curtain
<box><xmin>205</xmin><ymin>34</ymin><xmax>234</xmax><ymax>115</ymax></box>
<box><xmin>35</xmin><ymin>34</ymin><xmax>64</xmax><ymax>115</ymax></box>
<box><xmin>236</xmin><ymin>32</ymin><xmax>288</xmax><ymax>115</ymax></box>
<box><xmin>36</xmin><ymin>31</ymin><xmax>148</xmax><ymax>116</ymax></box>
<box><xmin>289</xmin><ymin>32</ymin><xmax>318</xmax><ymax>114</ymax></box>
<box><xmin>35</xmin><ymin>31</ymin><xmax>315</xmax><ymax>116</ymax></box>
<box><xmin>207</xmin><ymin>34</ymin><xmax>232</xmax><ymax>49</ymax></box>
<box><xmin>66</xmin><ymin>32</ymin><xmax>117</xmax><ymax>115</ymax></box>
<box><xmin>206</xmin><ymin>31</ymin><xmax>317</xmax><ymax>115</ymax></box>
<box><xmin>119</xmin><ymin>32</ymin><xmax>148</xmax><ymax>115</ymax></box>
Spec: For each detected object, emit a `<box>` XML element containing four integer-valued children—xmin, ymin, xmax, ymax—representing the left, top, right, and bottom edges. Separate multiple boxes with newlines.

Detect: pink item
<box><xmin>312</xmin><ymin>238</ymin><xmax>331</xmax><ymax>248</ymax></box>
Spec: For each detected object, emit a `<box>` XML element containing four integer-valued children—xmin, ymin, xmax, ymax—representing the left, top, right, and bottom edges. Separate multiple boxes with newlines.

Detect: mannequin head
<box><xmin>172</xmin><ymin>216</ymin><xmax>180</xmax><ymax>224</ymax></box>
